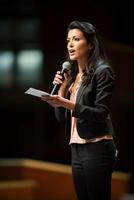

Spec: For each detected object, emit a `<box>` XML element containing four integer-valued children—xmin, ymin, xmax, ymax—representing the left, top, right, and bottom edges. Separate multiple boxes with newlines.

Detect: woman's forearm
<box><xmin>61</xmin><ymin>98</ymin><xmax>75</xmax><ymax>111</ymax></box>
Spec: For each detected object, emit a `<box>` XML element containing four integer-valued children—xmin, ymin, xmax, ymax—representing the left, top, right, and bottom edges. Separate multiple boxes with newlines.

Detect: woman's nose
<box><xmin>68</xmin><ymin>40</ymin><xmax>73</xmax><ymax>47</ymax></box>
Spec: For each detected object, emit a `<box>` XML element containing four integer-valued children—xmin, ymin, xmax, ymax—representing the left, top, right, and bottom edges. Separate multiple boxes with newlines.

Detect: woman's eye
<box><xmin>74</xmin><ymin>38</ymin><xmax>80</xmax><ymax>41</ymax></box>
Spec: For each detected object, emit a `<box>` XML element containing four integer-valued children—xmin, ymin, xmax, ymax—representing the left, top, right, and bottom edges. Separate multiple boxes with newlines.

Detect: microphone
<box><xmin>51</xmin><ymin>61</ymin><xmax>71</xmax><ymax>95</ymax></box>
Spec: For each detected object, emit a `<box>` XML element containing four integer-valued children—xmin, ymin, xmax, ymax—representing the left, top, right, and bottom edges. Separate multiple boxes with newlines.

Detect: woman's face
<box><xmin>67</xmin><ymin>28</ymin><xmax>91</xmax><ymax>62</ymax></box>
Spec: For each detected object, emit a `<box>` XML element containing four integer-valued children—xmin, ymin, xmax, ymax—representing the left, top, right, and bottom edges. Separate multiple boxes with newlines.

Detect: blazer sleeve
<box><xmin>72</xmin><ymin>66</ymin><xmax>114</xmax><ymax>122</ymax></box>
<box><xmin>55</xmin><ymin>107</ymin><xmax>66</xmax><ymax>122</ymax></box>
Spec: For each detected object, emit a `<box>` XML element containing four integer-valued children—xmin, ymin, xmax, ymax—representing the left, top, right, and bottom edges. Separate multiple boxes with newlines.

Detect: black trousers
<box><xmin>71</xmin><ymin>140</ymin><xmax>117</xmax><ymax>200</ymax></box>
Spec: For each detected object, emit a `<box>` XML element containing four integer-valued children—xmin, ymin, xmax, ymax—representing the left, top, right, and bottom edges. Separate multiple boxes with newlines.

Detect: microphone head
<box><xmin>62</xmin><ymin>61</ymin><xmax>71</xmax><ymax>71</ymax></box>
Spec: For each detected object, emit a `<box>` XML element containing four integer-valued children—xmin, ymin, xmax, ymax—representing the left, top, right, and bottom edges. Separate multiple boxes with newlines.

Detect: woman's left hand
<box><xmin>41</xmin><ymin>95</ymin><xmax>75</xmax><ymax>110</ymax></box>
<box><xmin>41</xmin><ymin>95</ymin><xmax>66</xmax><ymax>108</ymax></box>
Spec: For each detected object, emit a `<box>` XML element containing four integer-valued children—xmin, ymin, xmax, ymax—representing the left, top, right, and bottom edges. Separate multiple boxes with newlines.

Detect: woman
<box><xmin>41</xmin><ymin>20</ymin><xmax>117</xmax><ymax>200</ymax></box>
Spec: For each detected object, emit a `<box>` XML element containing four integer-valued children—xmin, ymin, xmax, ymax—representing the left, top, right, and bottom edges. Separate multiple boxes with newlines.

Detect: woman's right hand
<box><xmin>53</xmin><ymin>71</ymin><xmax>69</xmax><ymax>96</ymax></box>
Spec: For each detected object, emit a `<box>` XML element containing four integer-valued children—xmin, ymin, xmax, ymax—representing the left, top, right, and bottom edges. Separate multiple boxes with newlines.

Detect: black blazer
<box><xmin>55</xmin><ymin>62</ymin><xmax>114</xmax><ymax>139</ymax></box>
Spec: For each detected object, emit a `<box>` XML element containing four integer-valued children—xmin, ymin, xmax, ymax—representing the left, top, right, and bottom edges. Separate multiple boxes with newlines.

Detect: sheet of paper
<box><xmin>25</xmin><ymin>87</ymin><xmax>50</xmax><ymax>97</ymax></box>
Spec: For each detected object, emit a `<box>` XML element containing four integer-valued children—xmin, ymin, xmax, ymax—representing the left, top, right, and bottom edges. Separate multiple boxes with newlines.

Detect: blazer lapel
<box><xmin>76</xmin><ymin>84</ymin><xmax>86</xmax><ymax>103</ymax></box>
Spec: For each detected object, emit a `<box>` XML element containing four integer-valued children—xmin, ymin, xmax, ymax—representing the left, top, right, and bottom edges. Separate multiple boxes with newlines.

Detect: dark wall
<box><xmin>0</xmin><ymin>0</ymin><xmax>134</xmax><ymax>175</ymax></box>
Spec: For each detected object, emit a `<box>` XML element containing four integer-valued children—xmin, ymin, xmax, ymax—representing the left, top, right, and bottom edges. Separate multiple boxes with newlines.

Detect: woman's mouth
<box><xmin>69</xmin><ymin>49</ymin><xmax>75</xmax><ymax>55</ymax></box>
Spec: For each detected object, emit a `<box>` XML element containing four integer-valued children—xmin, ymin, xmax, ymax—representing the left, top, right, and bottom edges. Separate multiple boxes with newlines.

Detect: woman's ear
<box><xmin>88</xmin><ymin>43</ymin><xmax>94</xmax><ymax>50</ymax></box>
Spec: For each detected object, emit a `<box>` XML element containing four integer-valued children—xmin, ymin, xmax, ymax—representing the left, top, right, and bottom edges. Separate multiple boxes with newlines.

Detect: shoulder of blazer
<box><xmin>94</xmin><ymin>63</ymin><xmax>111</xmax><ymax>75</ymax></box>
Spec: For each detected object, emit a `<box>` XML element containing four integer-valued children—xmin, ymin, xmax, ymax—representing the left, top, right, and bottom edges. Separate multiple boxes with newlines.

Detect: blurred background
<box><xmin>0</xmin><ymin>0</ymin><xmax>134</xmax><ymax>199</ymax></box>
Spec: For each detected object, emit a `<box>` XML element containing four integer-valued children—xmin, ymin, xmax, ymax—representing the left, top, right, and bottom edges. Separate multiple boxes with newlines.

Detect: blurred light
<box><xmin>16</xmin><ymin>49</ymin><xmax>43</xmax><ymax>86</ymax></box>
<box><xmin>0</xmin><ymin>51</ymin><xmax>14</xmax><ymax>86</ymax></box>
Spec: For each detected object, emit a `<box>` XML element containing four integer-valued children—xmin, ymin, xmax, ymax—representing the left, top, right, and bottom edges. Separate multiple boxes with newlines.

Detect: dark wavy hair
<box><xmin>66</xmin><ymin>20</ymin><xmax>109</xmax><ymax>85</ymax></box>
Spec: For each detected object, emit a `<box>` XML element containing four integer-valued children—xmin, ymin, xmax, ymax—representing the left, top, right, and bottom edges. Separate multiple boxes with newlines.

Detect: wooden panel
<box><xmin>0</xmin><ymin>159</ymin><xmax>131</xmax><ymax>200</ymax></box>
<box><xmin>112</xmin><ymin>172</ymin><xmax>131</xmax><ymax>200</ymax></box>
<box><xmin>0</xmin><ymin>180</ymin><xmax>38</xmax><ymax>200</ymax></box>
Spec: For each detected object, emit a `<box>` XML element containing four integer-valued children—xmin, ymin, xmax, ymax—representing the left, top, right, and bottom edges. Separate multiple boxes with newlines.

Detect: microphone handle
<box><xmin>50</xmin><ymin>71</ymin><xmax>65</xmax><ymax>95</ymax></box>
<box><xmin>50</xmin><ymin>83</ymin><xmax>61</xmax><ymax>95</ymax></box>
